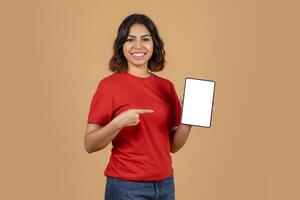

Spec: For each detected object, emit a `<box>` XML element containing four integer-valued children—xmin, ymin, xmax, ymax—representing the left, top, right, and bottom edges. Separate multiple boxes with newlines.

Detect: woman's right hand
<box><xmin>113</xmin><ymin>109</ymin><xmax>154</xmax><ymax>129</ymax></box>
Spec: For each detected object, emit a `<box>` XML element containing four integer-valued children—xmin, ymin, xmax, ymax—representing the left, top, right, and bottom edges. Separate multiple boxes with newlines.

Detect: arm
<box><xmin>84</xmin><ymin>109</ymin><xmax>154</xmax><ymax>154</ymax></box>
<box><xmin>170</xmin><ymin>124</ymin><xmax>192</xmax><ymax>153</ymax></box>
<box><xmin>84</xmin><ymin>118</ymin><xmax>121</xmax><ymax>154</ymax></box>
<box><xmin>169</xmin><ymin>93</ymin><xmax>192</xmax><ymax>153</ymax></box>
<box><xmin>169</xmin><ymin>90</ymin><xmax>216</xmax><ymax>153</ymax></box>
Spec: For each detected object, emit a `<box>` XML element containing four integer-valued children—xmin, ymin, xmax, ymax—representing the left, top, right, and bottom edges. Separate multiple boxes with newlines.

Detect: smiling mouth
<box><xmin>131</xmin><ymin>52</ymin><xmax>146</xmax><ymax>58</ymax></box>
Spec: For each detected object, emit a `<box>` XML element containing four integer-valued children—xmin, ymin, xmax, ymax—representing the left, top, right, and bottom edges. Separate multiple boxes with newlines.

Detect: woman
<box><xmin>85</xmin><ymin>13</ymin><xmax>192</xmax><ymax>200</ymax></box>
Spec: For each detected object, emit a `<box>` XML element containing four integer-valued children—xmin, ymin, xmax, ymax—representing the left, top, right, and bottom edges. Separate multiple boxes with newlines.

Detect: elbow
<box><xmin>84</xmin><ymin>141</ymin><xmax>107</xmax><ymax>154</ymax></box>
<box><xmin>170</xmin><ymin>145</ymin><xmax>179</xmax><ymax>154</ymax></box>
<box><xmin>84</xmin><ymin>144</ymin><xmax>94</xmax><ymax>154</ymax></box>
<box><xmin>84</xmin><ymin>143</ymin><xmax>103</xmax><ymax>154</ymax></box>
<box><xmin>84</xmin><ymin>138</ymin><xmax>97</xmax><ymax>154</ymax></box>
<box><xmin>84</xmin><ymin>136</ymin><xmax>93</xmax><ymax>153</ymax></box>
<box><xmin>170</xmin><ymin>146</ymin><xmax>175</xmax><ymax>153</ymax></box>
<box><xmin>85</xmin><ymin>145</ymin><xmax>103</xmax><ymax>154</ymax></box>
<box><xmin>170</xmin><ymin>149</ymin><xmax>178</xmax><ymax>154</ymax></box>
<box><xmin>84</xmin><ymin>134</ymin><xmax>98</xmax><ymax>154</ymax></box>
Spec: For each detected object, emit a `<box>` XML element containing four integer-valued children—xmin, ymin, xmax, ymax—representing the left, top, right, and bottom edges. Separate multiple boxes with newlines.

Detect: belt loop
<box><xmin>154</xmin><ymin>181</ymin><xmax>159</xmax><ymax>199</ymax></box>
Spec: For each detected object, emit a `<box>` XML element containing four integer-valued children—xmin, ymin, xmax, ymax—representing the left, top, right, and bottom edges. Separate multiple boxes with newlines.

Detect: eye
<box><xmin>143</xmin><ymin>38</ymin><xmax>150</xmax><ymax>41</ymax></box>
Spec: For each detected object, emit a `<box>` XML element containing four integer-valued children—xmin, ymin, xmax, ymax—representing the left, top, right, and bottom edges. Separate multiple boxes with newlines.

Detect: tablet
<box><xmin>181</xmin><ymin>77</ymin><xmax>216</xmax><ymax>128</ymax></box>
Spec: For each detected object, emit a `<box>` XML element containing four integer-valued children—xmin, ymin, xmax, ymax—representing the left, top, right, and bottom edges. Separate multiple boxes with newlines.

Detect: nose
<box><xmin>133</xmin><ymin>39</ymin><xmax>143</xmax><ymax>48</ymax></box>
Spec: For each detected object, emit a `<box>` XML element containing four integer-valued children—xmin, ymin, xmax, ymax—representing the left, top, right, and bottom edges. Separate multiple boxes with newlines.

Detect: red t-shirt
<box><xmin>87</xmin><ymin>71</ymin><xmax>182</xmax><ymax>181</ymax></box>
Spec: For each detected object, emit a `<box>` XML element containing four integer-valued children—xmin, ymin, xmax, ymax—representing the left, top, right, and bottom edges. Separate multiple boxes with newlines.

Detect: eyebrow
<box><xmin>127</xmin><ymin>34</ymin><xmax>151</xmax><ymax>38</ymax></box>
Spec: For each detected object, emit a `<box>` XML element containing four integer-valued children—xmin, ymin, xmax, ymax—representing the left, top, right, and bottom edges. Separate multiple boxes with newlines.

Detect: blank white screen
<box><xmin>181</xmin><ymin>78</ymin><xmax>215</xmax><ymax>127</ymax></box>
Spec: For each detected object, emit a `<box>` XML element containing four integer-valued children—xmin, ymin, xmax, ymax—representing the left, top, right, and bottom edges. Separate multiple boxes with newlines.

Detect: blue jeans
<box><xmin>104</xmin><ymin>175</ymin><xmax>175</xmax><ymax>200</ymax></box>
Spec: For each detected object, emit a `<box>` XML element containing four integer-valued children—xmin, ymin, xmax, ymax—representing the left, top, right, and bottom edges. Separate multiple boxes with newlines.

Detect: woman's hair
<box><xmin>109</xmin><ymin>13</ymin><xmax>166</xmax><ymax>72</ymax></box>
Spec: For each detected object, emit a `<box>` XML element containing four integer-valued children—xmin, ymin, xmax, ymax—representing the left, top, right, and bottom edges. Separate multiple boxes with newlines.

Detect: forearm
<box><xmin>170</xmin><ymin>124</ymin><xmax>192</xmax><ymax>153</ymax></box>
<box><xmin>85</xmin><ymin>119</ymin><xmax>121</xmax><ymax>153</ymax></box>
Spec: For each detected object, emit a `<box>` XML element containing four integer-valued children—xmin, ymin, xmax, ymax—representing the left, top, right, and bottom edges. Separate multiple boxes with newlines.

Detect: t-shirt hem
<box><xmin>104</xmin><ymin>168</ymin><xmax>174</xmax><ymax>181</ymax></box>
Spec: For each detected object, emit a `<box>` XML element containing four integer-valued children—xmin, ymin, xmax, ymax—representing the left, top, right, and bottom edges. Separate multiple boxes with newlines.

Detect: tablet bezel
<box><xmin>180</xmin><ymin>77</ymin><xmax>216</xmax><ymax>128</ymax></box>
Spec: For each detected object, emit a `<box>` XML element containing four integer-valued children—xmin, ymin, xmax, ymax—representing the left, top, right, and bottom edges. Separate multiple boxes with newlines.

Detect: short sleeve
<box><xmin>169</xmin><ymin>82</ymin><xmax>182</xmax><ymax>129</ymax></box>
<box><xmin>87</xmin><ymin>80</ymin><xmax>114</xmax><ymax>126</ymax></box>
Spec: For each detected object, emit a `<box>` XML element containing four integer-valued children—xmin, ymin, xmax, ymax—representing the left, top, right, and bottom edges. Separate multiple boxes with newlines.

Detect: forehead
<box><xmin>128</xmin><ymin>24</ymin><xmax>151</xmax><ymax>36</ymax></box>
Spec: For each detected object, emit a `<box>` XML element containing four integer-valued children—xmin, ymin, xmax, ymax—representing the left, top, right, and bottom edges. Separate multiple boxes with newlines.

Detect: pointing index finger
<box><xmin>133</xmin><ymin>109</ymin><xmax>154</xmax><ymax>114</ymax></box>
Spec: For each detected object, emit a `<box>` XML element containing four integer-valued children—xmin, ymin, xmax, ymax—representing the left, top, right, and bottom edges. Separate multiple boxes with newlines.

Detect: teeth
<box><xmin>132</xmin><ymin>53</ymin><xmax>145</xmax><ymax>57</ymax></box>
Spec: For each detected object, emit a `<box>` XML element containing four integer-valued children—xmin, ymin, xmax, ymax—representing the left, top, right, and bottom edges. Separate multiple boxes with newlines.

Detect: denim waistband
<box><xmin>107</xmin><ymin>175</ymin><xmax>174</xmax><ymax>183</ymax></box>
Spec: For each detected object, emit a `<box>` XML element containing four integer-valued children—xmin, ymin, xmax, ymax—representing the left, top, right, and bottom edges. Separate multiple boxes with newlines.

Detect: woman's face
<box><xmin>123</xmin><ymin>23</ymin><xmax>154</xmax><ymax>69</ymax></box>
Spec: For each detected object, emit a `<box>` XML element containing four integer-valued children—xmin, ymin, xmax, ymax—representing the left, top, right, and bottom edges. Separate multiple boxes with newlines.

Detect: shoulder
<box><xmin>153</xmin><ymin>74</ymin><xmax>177</xmax><ymax>94</ymax></box>
<box><xmin>152</xmin><ymin>73</ymin><xmax>174</xmax><ymax>87</ymax></box>
<box><xmin>96</xmin><ymin>72</ymin><xmax>123</xmax><ymax>86</ymax></box>
<box><xmin>153</xmin><ymin>74</ymin><xmax>180</xmax><ymax>96</ymax></box>
<box><xmin>101</xmin><ymin>72</ymin><xmax>120</xmax><ymax>81</ymax></box>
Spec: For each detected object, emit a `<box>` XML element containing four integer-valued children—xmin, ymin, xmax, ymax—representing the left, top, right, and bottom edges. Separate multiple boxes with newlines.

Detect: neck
<box><xmin>127</xmin><ymin>64</ymin><xmax>151</xmax><ymax>78</ymax></box>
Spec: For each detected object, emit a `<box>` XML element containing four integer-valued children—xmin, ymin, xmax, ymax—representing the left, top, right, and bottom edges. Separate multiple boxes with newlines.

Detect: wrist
<box><xmin>111</xmin><ymin>117</ymin><xmax>123</xmax><ymax>130</ymax></box>
<box><xmin>180</xmin><ymin>124</ymin><xmax>192</xmax><ymax>129</ymax></box>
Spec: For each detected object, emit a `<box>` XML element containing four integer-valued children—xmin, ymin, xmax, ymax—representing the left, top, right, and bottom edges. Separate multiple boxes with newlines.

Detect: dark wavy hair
<box><xmin>109</xmin><ymin>13</ymin><xmax>166</xmax><ymax>72</ymax></box>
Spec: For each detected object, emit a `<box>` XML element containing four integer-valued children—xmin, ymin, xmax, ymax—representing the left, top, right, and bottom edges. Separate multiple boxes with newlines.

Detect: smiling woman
<box><xmin>109</xmin><ymin>14</ymin><xmax>166</xmax><ymax>74</ymax></box>
<box><xmin>85</xmin><ymin>13</ymin><xmax>192</xmax><ymax>200</ymax></box>
<box><xmin>122</xmin><ymin>24</ymin><xmax>154</xmax><ymax>71</ymax></box>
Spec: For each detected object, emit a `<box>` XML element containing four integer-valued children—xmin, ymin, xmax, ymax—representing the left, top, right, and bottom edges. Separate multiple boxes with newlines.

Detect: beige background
<box><xmin>1</xmin><ymin>0</ymin><xmax>299</xmax><ymax>199</ymax></box>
